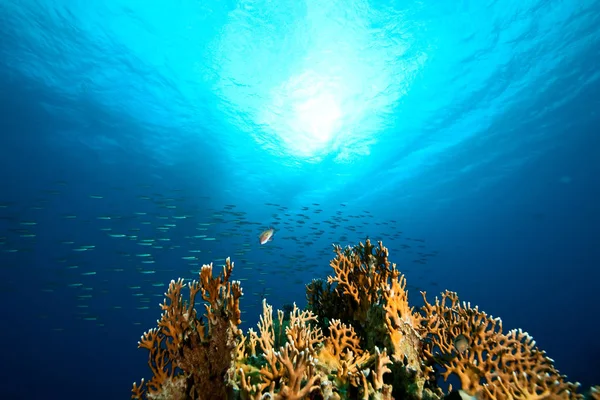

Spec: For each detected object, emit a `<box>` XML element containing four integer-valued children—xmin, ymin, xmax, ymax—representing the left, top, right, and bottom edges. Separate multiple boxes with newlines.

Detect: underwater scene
<box><xmin>1</xmin><ymin>1</ymin><xmax>599</xmax><ymax>399</ymax></box>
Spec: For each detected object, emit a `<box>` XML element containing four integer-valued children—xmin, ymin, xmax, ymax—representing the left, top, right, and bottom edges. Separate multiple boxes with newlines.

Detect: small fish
<box><xmin>259</xmin><ymin>228</ymin><xmax>275</xmax><ymax>245</ymax></box>
<box><xmin>453</xmin><ymin>334</ymin><xmax>470</xmax><ymax>354</ymax></box>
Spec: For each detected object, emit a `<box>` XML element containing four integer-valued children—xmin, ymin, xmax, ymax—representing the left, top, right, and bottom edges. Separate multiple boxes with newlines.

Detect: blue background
<box><xmin>0</xmin><ymin>0</ymin><xmax>598</xmax><ymax>398</ymax></box>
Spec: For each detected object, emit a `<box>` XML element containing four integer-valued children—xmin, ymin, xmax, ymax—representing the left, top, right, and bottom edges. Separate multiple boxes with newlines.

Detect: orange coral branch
<box><xmin>274</xmin><ymin>343</ymin><xmax>320</xmax><ymax>400</ymax></box>
<box><xmin>286</xmin><ymin>303</ymin><xmax>322</xmax><ymax>354</ymax></box>
<box><xmin>132</xmin><ymin>258</ymin><xmax>242</xmax><ymax>400</ymax></box>
<box><xmin>326</xmin><ymin>319</ymin><xmax>363</xmax><ymax>358</ymax></box>
<box><xmin>326</xmin><ymin>239</ymin><xmax>399</xmax><ymax>324</ymax></box>
<box><xmin>420</xmin><ymin>290</ymin><xmax>581</xmax><ymax>400</ymax></box>
<box><xmin>383</xmin><ymin>274</ymin><xmax>423</xmax><ymax>365</ymax></box>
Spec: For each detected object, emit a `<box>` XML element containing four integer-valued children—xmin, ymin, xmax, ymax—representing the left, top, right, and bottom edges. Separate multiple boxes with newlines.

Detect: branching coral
<box><xmin>357</xmin><ymin>347</ymin><xmax>394</xmax><ymax>400</ymax></box>
<box><xmin>383</xmin><ymin>274</ymin><xmax>423</xmax><ymax>364</ymax></box>
<box><xmin>383</xmin><ymin>273</ymin><xmax>431</xmax><ymax>395</ymax></box>
<box><xmin>310</xmin><ymin>239</ymin><xmax>432</xmax><ymax>398</ymax></box>
<box><xmin>420</xmin><ymin>290</ymin><xmax>582</xmax><ymax>400</ymax></box>
<box><xmin>326</xmin><ymin>239</ymin><xmax>398</xmax><ymax>324</ymax></box>
<box><xmin>237</xmin><ymin>300</ymin><xmax>322</xmax><ymax>399</ymax></box>
<box><xmin>318</xmin><ymin>319</ymin><xmax>370</xmax><ymax>388</ymax></box>
<box><xmin>132</xmin><ymin>258</ymin><xmax>243</xmax><ymax>400</ymax></box>
<box><xmin>237</xmin><ymin>300</ymin><xmax>393</xmax><ymax>400</ymax></box>
<box><xmin>133</xmin><ymin>240</ymin><xmax>592</xmax><ymax>400</ymax></box>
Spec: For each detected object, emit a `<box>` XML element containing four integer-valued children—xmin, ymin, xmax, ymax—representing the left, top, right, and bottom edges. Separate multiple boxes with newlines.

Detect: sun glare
<box><xmin>259</xmin><ymin>71</ymin><xmax>347</xmax><ymax>159</ymax></box>
<box><xmin>293</xmin><ymin>91</ymin><xmax>341</xmax><ymax>144</ymax></box>
<box><xmin>212</xmin><ymin>4</ymin><xmax>412</xmax><ymax>162</ymax></box>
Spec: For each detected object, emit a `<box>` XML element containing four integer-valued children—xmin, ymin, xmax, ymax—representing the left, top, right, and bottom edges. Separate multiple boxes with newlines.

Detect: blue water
<box><xmin>1</xmin><ymin>0</ymin><xmax>598</xmax><ymax>398</ymax></box>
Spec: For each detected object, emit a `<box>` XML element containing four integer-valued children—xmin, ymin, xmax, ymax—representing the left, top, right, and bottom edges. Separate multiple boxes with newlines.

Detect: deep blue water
<box><xmin>1</xmin><ymin>1</ymin><xmax>599</xmax><ymax>398</ymax></box>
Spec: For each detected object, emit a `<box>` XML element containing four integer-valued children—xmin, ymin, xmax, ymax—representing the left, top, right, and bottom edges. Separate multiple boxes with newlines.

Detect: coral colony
<box><xmin>132</xmin><ymin>240</ymin><xmax>598</xmax><ymax>400</ymax></box>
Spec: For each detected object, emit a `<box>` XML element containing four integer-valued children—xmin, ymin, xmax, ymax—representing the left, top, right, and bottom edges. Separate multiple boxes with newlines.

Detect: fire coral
<box><xmin>132</xmin><ymin>240</ymin><xmax>589</xmax><ymax>400</ymax></box>
<box><xmin>132</xmin><ymin>258</ymin><xmax>242</xmax><ymax>399</ymax></box>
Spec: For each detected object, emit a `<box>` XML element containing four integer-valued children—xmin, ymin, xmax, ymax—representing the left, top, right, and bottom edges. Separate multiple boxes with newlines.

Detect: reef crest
<box><xmin>132</xmin><ymin>239</ymin><xmax>588</xmax><ymax>400</ymax></box>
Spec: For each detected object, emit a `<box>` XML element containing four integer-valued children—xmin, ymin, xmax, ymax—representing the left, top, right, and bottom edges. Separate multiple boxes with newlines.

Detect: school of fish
<box><xmin>0</xmin><ymin>182</ymin><xmax>438</xmax><ymax>332</ymax></box>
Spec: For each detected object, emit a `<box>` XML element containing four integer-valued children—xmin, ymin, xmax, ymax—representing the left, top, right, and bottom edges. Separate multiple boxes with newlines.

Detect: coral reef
<box><xmin>133</xmin><ymin>240</ymin><xmax>589</xmax><ymax>400</ymax></box>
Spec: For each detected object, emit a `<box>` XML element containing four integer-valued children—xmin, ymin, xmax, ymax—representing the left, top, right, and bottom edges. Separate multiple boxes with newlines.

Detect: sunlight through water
<box><xmin>210</xmin><ymin>0</ymin><xmax>420</xmax><ymax>163</ymax></box>
<box><xmin>261</xmin><ymin>70</ymin><xmax>344</xmax><ymax>158</ymax></box>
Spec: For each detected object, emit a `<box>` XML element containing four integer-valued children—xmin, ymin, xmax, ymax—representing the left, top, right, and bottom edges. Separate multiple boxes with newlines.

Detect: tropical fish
<box><xmin>453</xmin><ymin>334</ymin><xmax>470</xmax><ymax>354</ymax></box>
<box><xmin>259</xmin><ymin>228</ymin><xmax>275</xmax><ymax>245</ymax></box>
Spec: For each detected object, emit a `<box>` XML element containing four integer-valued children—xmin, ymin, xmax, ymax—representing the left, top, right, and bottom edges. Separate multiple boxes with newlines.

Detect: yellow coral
<box><xmin>133</xmin><ymin>241</ymin><xmax>593</xmax><ymax>400</ymax></box>
<box><xmin>323</xmin><ymin>319</ymin><xmax>363</xmax><ymax>360</ymax></box>
<box><xmin>420</xmin><ymin>290</ymin><xmax>581</xmax><ymax>400</ymax></box>
<box><xmin>357</xmin><ymin>347</ymin><xmax>394</xmax><ymax>400</ymax></box>
<box><xmin>240</xmin><ymin>343</ymin><xmax>320</xmax><ymax>400</ymax></box>
<box><xmin>316</xmin><ymin>239</ymin><xmax>436</xmax><ymax>397</ymax></box>
<box><xmin>286</xmin><ymin>303</ymin><xmax>323</xmax><ymax>354</ymax></box>
<box><xmin>318</xmin><ymin>319</ymin><xmax>370</xmax><ymax>387</ymax></box>
<box><xmin>327</xmin><ymin>239</ymin><xmax>398</xmax><ymax>322</ymax></box>
<box><xmin>238</xmin><ymin>301</ymin><xmax>393</xmax><ymax>400</ymax></box>
<box><xmin>132</xmin><ymin>258</ymin><xmax>243</xmax><ymax>400</ymax></box>
<box><xmin>238</xmin><ymin>300</ymin><xmax>322</xmax><ymax>399</ymax></box>
<box><xmin>132</xmin><ymin>278</ymin><xmax>197</xmax><ymax>397</ymax></box>
<box><xmin>382</xmin><ymin>274</ymin><xmax>423</xmax><ymax>367</ymax></box>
